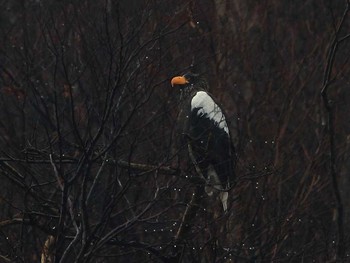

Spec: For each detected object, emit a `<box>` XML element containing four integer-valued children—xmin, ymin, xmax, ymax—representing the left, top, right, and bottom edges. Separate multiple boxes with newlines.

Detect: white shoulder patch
<box><xmin>191</xmin><ymin>91</ymin><xmax>229</xmax><ymax>134</ymax></box>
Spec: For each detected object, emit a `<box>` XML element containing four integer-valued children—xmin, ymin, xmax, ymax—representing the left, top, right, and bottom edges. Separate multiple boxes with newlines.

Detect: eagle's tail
<box><xmin>219</xmin><ymin>192</ymin><xmax>228</xmax><ymax>212</ymax></box>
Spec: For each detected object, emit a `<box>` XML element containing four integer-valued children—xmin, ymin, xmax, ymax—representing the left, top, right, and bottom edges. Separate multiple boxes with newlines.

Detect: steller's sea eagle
<box><xmin>171</xmin><ymin>73</ymin><xmax>236</xmax><ymax>212</ymax></box>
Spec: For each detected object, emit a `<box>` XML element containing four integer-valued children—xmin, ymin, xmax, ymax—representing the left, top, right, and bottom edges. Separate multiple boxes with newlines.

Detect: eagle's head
<box><xmin>171</xmin><ymin>73</ymin><xmax>207</xmax><ymax>91</ymax></box>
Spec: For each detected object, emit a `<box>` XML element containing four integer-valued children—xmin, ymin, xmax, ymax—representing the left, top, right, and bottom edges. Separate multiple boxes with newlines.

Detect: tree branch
<box><xmin>320</xmin><ymin>2</ymin><xmax>350</xmax><ymax>260</ymax></box>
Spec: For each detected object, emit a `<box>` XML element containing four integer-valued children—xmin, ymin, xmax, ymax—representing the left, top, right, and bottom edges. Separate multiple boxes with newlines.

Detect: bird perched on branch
<box><xmin>171</xmin><ymin>73</ymin><xmax>236</xmax><ymax>212</ymax></box>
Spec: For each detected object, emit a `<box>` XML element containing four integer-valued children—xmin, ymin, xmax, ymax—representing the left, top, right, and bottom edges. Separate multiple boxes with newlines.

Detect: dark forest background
<box><xmin>1</xmin><ymin>0</ymin><xmax>350</xmax><ymax>262</ymax></box>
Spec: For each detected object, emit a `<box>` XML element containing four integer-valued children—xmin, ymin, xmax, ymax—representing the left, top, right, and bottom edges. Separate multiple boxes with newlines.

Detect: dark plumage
<box><xmin>171</xmin><ymin>73</ymin><xmax>236</xmax><ymax>212</ymax></box>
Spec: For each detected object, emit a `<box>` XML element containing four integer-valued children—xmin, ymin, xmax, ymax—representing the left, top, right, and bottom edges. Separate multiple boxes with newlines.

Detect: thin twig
<box><xmin>320</xmin><ymin>2</ymin><xmax>350</xmax><ymax>260</ymax></box>
<box><xmin>49</xmin><ymin>154</ymin><xmax>79</xmax><ymax>233</ymax></box>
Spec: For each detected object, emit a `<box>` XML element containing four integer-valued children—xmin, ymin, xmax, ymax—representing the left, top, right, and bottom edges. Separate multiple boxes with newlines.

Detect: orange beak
<box><xmin>171</xmin><ymin>76</ymin><xmax>188</xmax><ymax>87</ymax></box>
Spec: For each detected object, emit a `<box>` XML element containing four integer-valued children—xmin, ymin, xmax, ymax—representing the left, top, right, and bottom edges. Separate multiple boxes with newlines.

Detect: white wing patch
<box><xmin>191</xmin><ymin>91</ymin><xmax>229</xmax><ymax>134</ymax></box>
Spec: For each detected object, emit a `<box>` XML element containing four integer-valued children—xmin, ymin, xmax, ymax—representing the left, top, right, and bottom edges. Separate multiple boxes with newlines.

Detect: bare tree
<box><xmin>1</xmin><ymin>0</ymin><xmax>350</xmax><ymax>262</ymax></box>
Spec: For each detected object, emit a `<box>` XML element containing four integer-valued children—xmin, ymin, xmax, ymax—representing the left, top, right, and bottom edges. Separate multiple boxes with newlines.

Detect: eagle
<box><xmin>171</xmin><ymin>73</ymin><xmax>236</xmax><ymax>212</ymax></box>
